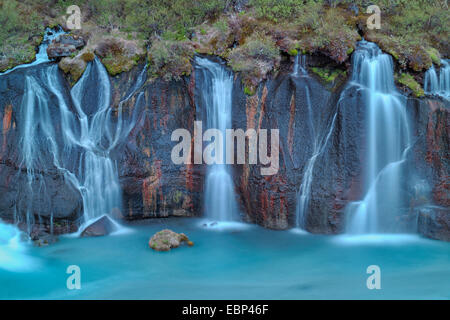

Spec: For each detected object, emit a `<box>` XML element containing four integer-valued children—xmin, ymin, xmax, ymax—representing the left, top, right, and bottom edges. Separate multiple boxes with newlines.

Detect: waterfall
<box><xmin>346</xmin><ymin>40</ymin><xmax>411</xmax><ymax>234</ymax></box>
<box><xmin>424</xmin><ymin>60</ymin><xmax>450</xmax><ymax>99</ymax></box>
<box><xmin>4</xmin><ymin>42</ymin><xmax>147</xmax><ymax>236</ymax></box>
<box><xmin>293</xmin><ymin>54</ymin><xmax>336</xmax><ymax>231</ymax></box>
<box><xmin>424</xmin><ymin>65</ymin><xmax>439</xmax><ymax>93</ymax></box>
<box><xmin>295</xmin><ymin>110</ymin><xmax>337</xmax><ymax>230</ymax></box>
<box><xmin>0</xmin><ymin>27</ymin><xmax>65</xmax><ymax>271</ymax></box>
<box><xmin>69</xmin><ymin>58</ymin><xmax>123</xmax><ymax>227</ymax></box>
<box><xmin>292</xmin><ymin>54</ymin><xmax>307</xmax><ymax>77</ymax></box>
<box><xmin>0</xmin><ymin>27</ymin><xmax>65</xmax><ymax>76</ymax></box>
<box><xmin>195</xmin><ymin>57</ymin><xmax>238</xmax><ymax>222</ymax></box>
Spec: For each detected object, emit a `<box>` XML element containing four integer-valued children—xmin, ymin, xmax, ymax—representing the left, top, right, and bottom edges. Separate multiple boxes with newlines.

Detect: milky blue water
<box><xmin>1</xmin><ymin>218</ymin><xmax>449</xmax><ymax>299</ymax></box>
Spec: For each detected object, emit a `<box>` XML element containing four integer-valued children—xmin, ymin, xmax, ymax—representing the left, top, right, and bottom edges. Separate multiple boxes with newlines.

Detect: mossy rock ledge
<box><xmin>149</xmin><ymin>229</ymin><xmax>194</xmax><ymax>251</ymax></box>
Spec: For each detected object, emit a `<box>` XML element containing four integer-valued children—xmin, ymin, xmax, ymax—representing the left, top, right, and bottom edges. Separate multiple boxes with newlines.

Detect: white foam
<box><xmin>0</xmin><ymin>222</ymin><xmax>39</xmax><ymax>272</ymax></box>
<box><xmin>290</xmin><ymin>227</ymin><xmax>310</xmax><ymax>235</ymax></box>
<box><xmin>199</xmin><ymin>219</ymin><xmax>253</xmax><ymax>232</ymax></box>
<box><xmin>332</xmin><ymin>233</ymin><xmax>425</xmax><ymax>246</ymax></box>
<box><xmin>67</xmin><ymin>214</ymin><xmax>133</xmax><ymax>238</ymax></box>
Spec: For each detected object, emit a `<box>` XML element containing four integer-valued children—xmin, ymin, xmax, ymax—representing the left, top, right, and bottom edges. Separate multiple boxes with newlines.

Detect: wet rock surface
<box><xmin>80</xmin><ymin>216</ymin><xmax>117</xmax><ymax>237</ymax></box>
<box><xmin>0</xmin><ymin>65</ymin><xmax>83</xmax><ymax>226</ymax></box>
<box><xmin>417</xmin><ymin>207</ymin><xmax>450</xmax><ymax>241</ymax></box>
<box><xmin>0</xmin><ymin>55</ymin><xmax>448</xmax><ymax>241</ymax></box>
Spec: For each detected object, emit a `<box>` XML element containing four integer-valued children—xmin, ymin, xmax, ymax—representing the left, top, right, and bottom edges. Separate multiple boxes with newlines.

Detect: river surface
<box><xmin>1</xmin><ymin>218</ymin><xmax>449</xmax><ymax>299</ymax></box>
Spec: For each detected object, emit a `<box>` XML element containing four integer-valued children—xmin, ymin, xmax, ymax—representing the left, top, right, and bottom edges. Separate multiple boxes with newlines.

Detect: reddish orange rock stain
<box><xmin>2</xmin><ymin>105</ymin><xmax>12</xmax><ymax>153</ymax></box>
<box><xmin>142</xmin><ymin>160</ymin><xmax>162</xmax><ymax>212</ymax></box>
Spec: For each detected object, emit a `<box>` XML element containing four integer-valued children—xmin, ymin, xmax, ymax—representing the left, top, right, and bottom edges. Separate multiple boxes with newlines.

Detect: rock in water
<box><xmin>417</xmin><ymin>207</ymin><xmax>450</xmax><ymax>241</ymax></box>
<box><xmin>33</xmin><ymin>234</ymin><xmax>58</xmax><ymax>247</ymax></box>
<box><xmin>80</xmin><ymin>216</ymin><xmax>116</xmax><ymax>237</ymax></box>
<box><xmin>149</xmin><ymin>229</ymin><xmax>192</xmax><ymax>251</ymax></box>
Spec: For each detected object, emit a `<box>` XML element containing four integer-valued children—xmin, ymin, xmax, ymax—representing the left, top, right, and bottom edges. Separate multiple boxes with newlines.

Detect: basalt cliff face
<box><xmin>0</xmin><ymin>56</ymin><xmax>448</xmax><ymax>240</ymax></box>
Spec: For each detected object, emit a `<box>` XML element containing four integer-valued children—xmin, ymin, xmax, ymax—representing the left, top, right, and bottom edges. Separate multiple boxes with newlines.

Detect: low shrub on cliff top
<box><xmin>360</xmin><ymin>0</ymin><xmax>448</xmax><ymax>71</ymax></box>
<box><xmin>310</xmin><ymin>7</ymin><xmax>359</xmax><ymax>62</ymax></box>
<box><xmin>192</xmin><ymin>16</ymin><xmax>234</xmax><ymax>56</ymax></box>
<box><xmin>83</xmin><ymin>0</ymin><xmax>225</xmax><ymax>36</ymax></box>
<box><xmin>227</xmin><ymin>32</ymin><xmax>280</xmax><ymax>91</ymax></box>
<box><xmin>147</xmin><ymin>39</ymin><xmax>195</xmax><ymax>81</ymax></box>
<box><xmin>0</xmin><ymin>0</ymin><xmax>41</xmax><ymax>71</ymax></box>
<box><xmin>95</xmin><ymin>37</ymin><xmax>144</xmax><ymax>75</ymax></box>
<box><xmin>251</xmin><ymin>0</ymin><xmax>322</xmax><ymax>23</ymax></box>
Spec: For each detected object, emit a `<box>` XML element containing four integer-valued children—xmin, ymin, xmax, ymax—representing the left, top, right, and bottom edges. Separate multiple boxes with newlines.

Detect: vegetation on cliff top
<box><xmin>1</xmin><ymin>0</ymin><xmax>448</xmax><ymax>95</ymax></box>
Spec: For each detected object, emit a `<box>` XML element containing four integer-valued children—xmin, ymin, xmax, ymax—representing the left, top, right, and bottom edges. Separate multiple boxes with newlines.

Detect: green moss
<box><xmin>244</xmin><ymin>86</ymin><xmax>255</xmax><ymax>96</ymax></box>
<box><xmin>213</xmin><ymin>19</ymin><xmax>229</xmax><ymax>34</ymax></box>
<box><xmin>425</xmin><ymin>48</ymin><xmax>441</xmax><ymax>66</ymax></box>
<box><xmin>81</xmin><ymin>51</ymin><xmax>95</xmax><ymax>62</ymax></box>
<box><xmin>311</xmin><ymin>67</ymin><xmax>345</xmax><ymax>84</ymax></box>
<box><xmin>227</xmin><ymin>32</ymin><xmax>280</xmax><ymax>87</ymax></box>
<box><xmin>95</xmin><ymin>38</ymin><xmax>144</xmax><ymax>76</ymax></box>
<box><xmin>172</xmin><ymin>191</ymin><xmax>183</xmax><ymax>204</ymax></box>
<box><xmin>288</xmin><ymin>49</ymin><xmax>298</xmax><ymax>56</ymax></box>
<box><xmin>148</xmin><ymin>39</ymin><xmax>195</xmax><ymax>81</ymax></box>
<box><xmin>397</xmin><ymin>73</ymin><xmax>424</xmax><ymax>97</ymax></box>
<box><xmin>1</xmin><ymin>0</ymin><xmax>448</xmax><ymax>84</ymax></box>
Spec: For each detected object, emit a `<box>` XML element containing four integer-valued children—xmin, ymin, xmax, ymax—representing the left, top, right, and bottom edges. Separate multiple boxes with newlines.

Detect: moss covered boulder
<box><xmin>95</xmin><ymin>37</ymin><xmax>145</xmax><ymax>76</ymax></box>
<box><xmin>149</xmin><ymin>229</ymin><xmax>193</xmax><ymax>251</ymax></box>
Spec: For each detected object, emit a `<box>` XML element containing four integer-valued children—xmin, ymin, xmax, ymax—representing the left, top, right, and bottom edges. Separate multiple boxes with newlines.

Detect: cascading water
<box><xmin>292</xmin><ymin>54</ymin><xmax>307</xmax><ymax>77</ymax></box>
<box><xmin>293</xmin><ymin>55</ymin><xmax>337</xmax><ymax>230</ymax></box>
<box><xmin>295</xmin><ymin>112</ymin><xmax>337</xmax><ymax>230</ymax></box>
<box><xmin>346</xmin><ymin>40</ymin><xmax>411</xmax><ymax>234</ymax></box>
<box><xmin>0</xmin><ymin>27</ymin><xmax>66</xmax><ymax>271</ymax></box>
<box><xmin>424</xmin><ymin>59</ymin><xmax>450</xmax><ymax>99</ymax></box>
<box><xmin>3</xmin><ymin>33</ymin><xmax>147</xmax><ymax>236</ymax></box>
<box><xmin>195</xmin><ymin>57</ymin><xmax>238</xmax><ymax>222</ymax></box>
<box><xmin>0</xmin><ymin>27</ymin><xmax>65</xmax><ymax>76</ymax></box>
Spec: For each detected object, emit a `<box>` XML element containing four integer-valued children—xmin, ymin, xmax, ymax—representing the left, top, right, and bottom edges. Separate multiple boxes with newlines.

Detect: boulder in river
<box><xmin>80</xmin><ymin>215</ymin><xmax>116</xmax><ymax>237</ymax></box>
<box><xmin>148</xmin><ymin>229</ymin><xmax>192</xmax><ymax>251</ymax></box>
<box><xmin>417</xmin><ymin>207</ymin><xmax>450</xmax><ymax>241</ymax></box>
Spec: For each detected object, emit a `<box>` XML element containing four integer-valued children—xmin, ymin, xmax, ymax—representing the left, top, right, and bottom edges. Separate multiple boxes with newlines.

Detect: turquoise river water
<box><xmin>1</xmin><ymin>218</ymin><xmax>449</xmax><ymax>299</ymax></box>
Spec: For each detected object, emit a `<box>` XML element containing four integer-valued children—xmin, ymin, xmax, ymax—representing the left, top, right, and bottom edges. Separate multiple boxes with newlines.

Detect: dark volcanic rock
<box><xmin>33</xmin><ymin>234</ymin><xmax>59</xmax><ymax>247</ymax></box>
<box><xmin>417</xmin><ymin>207</ymin><xmax>450</xmax><ymax>241</ymax></box>
<box><xmin>80</xmin><ymin>216</ymin><xmax>116</xmax><ymax>237</ymax></box>
<box><xmin>229</xmin><ymin>69</ymin><xmax>358</xmax><ymax>232</ymax></box>
<box><xmin>0</xmin><ymin>64</ymin><xmax>83</xmax><ymax>229</ymax></box>
<box><xmin>47</xmin><ymin>34</ymin><xmax>85</xmax><ymax>59</ymax></box>
<box><xmin>407</xmin><ymin>96</ymin><xmax>450</xmax><ymax>240</ymax></box>
<box><xmin>111</xmin><ymin>66</ymin><xmax>203</xmax><ymax>220</ymax></box>
<box><xmin>0</xmin><ymin>54</ymin><xmax>448</xmax><ymax>241</ymax></box>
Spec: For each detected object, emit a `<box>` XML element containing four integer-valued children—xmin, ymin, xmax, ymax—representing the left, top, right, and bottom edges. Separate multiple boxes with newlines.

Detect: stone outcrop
<box><xmin>417</xmin><ymin>207</ymin><xmax>450</xmax><ymax>241</ymax></box>
<box><xmin>0</xmin><ymin>54</ymin><xmax>448</xmax><ymax>241</ymax></box>
<box><xmin>0</xmin><ymin>65</ymin><xmax>83</xmax><ymax>230</ymax></box>
<box><xmin>226</xmin><ymin>66</ymin><xmax>362</xmax><ymax>232</ymax></box>
<box><xmin>407</xmin><ymin>97</ymin><xmax>450</xmax><ymax>241</ymax></box>
<box><xmin>80</xmin><ymin>216</ymin><xmax>117</xmax><ymax>237</ymax></box>
<box><xmin>148</xmin><ymin>229</ymin><xmax>193</xmax><ymax>251</ymax></box>
<box><xmin>112</xmin><ymin>67</ymin><xmax>203</xmax><ymax>220</ymax></box>
<box><xmin>47</xmin><ymin>34</ymin><xmax>85</xmax><ymax>59</ymax></box>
